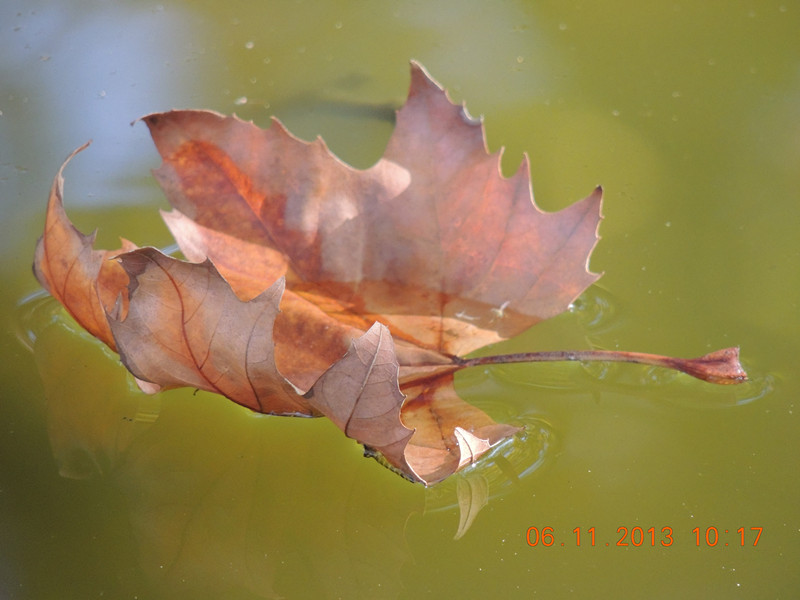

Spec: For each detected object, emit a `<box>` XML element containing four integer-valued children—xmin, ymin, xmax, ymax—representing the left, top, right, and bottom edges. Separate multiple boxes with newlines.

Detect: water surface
<box><xmin>1</xmin><ymin>1</ymin><xmax>798</xmax><ymax>598</ymax></box>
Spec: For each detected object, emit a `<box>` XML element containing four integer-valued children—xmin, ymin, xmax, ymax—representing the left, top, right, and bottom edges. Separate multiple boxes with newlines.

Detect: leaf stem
<box><xmin>454</xmin><ymin>346</ymin><xmax>748</xmax><ymax>384</ymax></box>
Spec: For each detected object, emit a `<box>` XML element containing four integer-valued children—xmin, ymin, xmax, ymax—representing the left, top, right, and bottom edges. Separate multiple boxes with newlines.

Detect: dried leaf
<box><xmin>33</xmin><ymin>142</ymin><xmax>135</xmax><ymax>350</ymax></box>
<box><xmin>33</xmin><ymin>61</ymin><xmax>747</xmax><ymax>486</ymax></box>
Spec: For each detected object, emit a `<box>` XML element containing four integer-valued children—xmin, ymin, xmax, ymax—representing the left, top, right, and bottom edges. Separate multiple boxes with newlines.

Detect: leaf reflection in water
<box><xmin>25</xmin><ymin>301</ymin><xmax>546</xmax><ymax>597</ymax></box>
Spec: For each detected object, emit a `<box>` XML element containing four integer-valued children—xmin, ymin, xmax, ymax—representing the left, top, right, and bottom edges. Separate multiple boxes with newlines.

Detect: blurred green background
<box><xmin>1</xmin><ymin>1</ymin><xmax>798</xmax><ymax>598</ymax></box>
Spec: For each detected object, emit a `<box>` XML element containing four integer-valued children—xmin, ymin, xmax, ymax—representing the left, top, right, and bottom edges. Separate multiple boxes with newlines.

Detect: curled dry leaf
<box><xmin>32</xmin><ymin>62</ymin><xmax>747</xmax><ymax>485</ymax></box>
<box><xmin>33</xmin><ymin>142</ymin><xmax>136</xmax><ymax>351</ymax></box>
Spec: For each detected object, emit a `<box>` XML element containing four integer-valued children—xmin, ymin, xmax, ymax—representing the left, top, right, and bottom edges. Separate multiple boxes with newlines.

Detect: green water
<box><xmin>2</xmin><ymin>1</ymin><xmax>798</xmax><ymax>598</ymax></box>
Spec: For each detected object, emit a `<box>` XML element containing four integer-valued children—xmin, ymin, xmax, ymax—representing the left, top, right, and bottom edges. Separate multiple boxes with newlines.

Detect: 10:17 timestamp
<box><xmin>525</xmin><ymin>526</ymin><xmax>762</xmax><ymax>547</ymax></box>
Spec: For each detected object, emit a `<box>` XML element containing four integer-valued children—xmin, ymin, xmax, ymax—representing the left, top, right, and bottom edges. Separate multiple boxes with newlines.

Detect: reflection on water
<box><xmin>19</xmin><ymin>296</ymin><xmax>555</xmax><ymax>597</ymax></box>
<box><xmin>24</xmin><ymin>298</ymin><xmax>412</xmax><ymax>597</ymax></box>
<box><xmin>423</xmin><ymin>416</ymin><xmax>556</xmax><ymax>540</ymax></box>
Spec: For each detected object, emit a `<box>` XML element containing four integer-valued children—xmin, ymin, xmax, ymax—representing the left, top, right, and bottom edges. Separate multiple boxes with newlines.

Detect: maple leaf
<box><xmin>33</xmin><ymin>62</ymin><xmax>747</xmax><ymax>485</ymax></box>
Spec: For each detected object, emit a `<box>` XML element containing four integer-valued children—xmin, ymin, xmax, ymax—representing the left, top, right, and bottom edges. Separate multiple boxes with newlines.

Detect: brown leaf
<box><xmin>127</xmin><ymin>62</ymin><xmax>584</xmax><ymax>482</ymax></box>
<box><xmin>33</xmin><ymin>62</ymin><xmax>745</xmax><ymax>485</ymax></box>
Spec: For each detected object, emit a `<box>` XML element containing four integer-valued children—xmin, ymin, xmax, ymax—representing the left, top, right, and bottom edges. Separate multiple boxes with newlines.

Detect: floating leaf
<box><xmin>33</xmin><ymin>62</ymin><xmax>747</xmax><ymax>484</ymax></box>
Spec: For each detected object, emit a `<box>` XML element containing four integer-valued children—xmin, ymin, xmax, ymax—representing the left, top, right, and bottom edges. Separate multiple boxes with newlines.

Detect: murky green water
<box><xmin>2</xmin><ymin>1</ymin><xmax>798</xmax><ymax>598</ymax></box>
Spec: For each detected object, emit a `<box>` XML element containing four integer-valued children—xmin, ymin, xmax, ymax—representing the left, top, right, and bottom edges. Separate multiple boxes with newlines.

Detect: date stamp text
<box><xmin>525</xmin><ymin>526</ymin><xmax>762</xmax><ymax>548</ymax></box>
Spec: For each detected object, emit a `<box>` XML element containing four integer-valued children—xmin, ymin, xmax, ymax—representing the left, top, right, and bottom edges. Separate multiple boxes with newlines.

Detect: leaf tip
<box><xmin>684</xmin><ymin>346</ymin><xmax>749</xmax><ymax>384</ymax></box>
<box><xmin>454</xmin><ymin>427</ymin><xmax>492</xmax><ymax>470</ymax></box>
<box><xmin>135</xmin><ymin>112</ymin><xmax>161</xmax><ymax>130</ymax></box>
